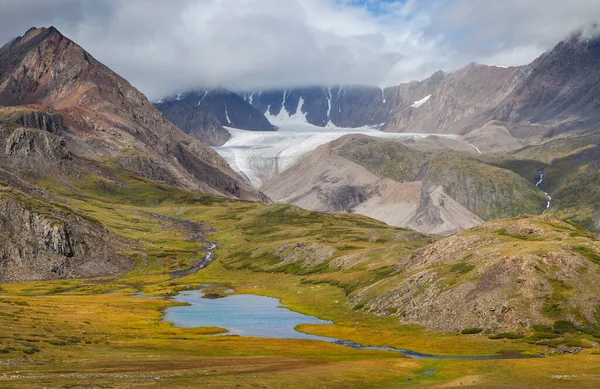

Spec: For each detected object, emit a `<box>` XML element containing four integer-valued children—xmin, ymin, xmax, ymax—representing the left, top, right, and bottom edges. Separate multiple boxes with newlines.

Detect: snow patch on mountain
<box><xmin>224</xmin><ymin>104</ymin><xmax>231</xmax><ymax>125</ymax></box>
<box><xmin>411</xmin><ymin>95</ymin><xmax>432</xmax><ymax>108</ymax></box>
<box><xmin>264</xmin><ymin>93</ymin><xmax>308</xmax><ymax>125</ymax></box>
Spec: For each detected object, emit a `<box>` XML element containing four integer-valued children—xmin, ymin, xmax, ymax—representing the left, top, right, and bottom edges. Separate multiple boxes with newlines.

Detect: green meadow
<box><xmin>1</xmin><ymin>169</ymin><xmax>599</xmax><ymax>388</ymax></box>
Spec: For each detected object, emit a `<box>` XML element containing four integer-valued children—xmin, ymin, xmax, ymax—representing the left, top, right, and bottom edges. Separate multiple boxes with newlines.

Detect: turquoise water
<box><xmin>162</xmin><ymin>290</ymin><xmax>542</xmax><ymax>360</ymax></box>
<box><xmin>165</xmin><ymin>290</ymin><xmax>335</xmax><ymax>341</ymax></box>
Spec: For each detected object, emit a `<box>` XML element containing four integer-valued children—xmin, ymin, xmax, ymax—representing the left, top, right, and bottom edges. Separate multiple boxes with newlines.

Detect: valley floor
<box><xmin>1</xmin><ymin>173</ymin><xmax>599</xmax><ymax>389</ymax></box>
<box><xmin>2</xmin><ymin>266</ymin><xmax>600</xmax><ymax>388</ymax></box>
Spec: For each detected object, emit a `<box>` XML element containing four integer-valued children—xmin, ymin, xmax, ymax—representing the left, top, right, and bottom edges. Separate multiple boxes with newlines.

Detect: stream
<box><xmin>535</xmin><ymin>169</ymin><xmax>552</xmax><ymax>209</ymax></box>
<box><xmin>170</xmin><ymin>242</ymin><xmax>217</xmax><ymax>279</ymax></box>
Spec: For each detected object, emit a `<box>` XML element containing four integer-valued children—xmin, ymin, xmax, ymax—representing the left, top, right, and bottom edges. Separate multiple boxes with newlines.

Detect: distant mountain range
<box><xmin>157</xmin><ymin>31</ymin><xmax>600</xmax><ymax>151</ymax></box>
<box><xmin>154</xmin><ymin>31</ymin><xmax>600</xmax><ymax>234</ymax></box>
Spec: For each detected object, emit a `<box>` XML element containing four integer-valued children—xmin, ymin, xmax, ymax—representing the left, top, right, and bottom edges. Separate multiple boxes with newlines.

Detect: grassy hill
<box><xmin>426</xmin><ymin>152</ymin><xmax>548</xmax><ymax>220</ymax></box>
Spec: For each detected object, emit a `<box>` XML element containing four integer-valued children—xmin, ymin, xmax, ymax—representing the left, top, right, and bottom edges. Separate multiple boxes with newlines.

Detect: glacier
<box><xmin>213</xmin><ymin>120</ymin><xmax>458</xmax><ymax>187</ymax></box>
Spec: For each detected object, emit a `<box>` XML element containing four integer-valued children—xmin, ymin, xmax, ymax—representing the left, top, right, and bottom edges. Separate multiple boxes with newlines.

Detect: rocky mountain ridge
<box><xmin>0</xmin><ymin>26</ymin><xmax>264</xmax><ymax>201</ymax></box>
<box><xmin>234</xmin><ymin>32</ymin><xmax>600</xmax><ymax>145</ymax></box>
<box><xmin>0</xmin><ymin>26</ymin><xmax>267</xmax><ymax>282</ymax></box>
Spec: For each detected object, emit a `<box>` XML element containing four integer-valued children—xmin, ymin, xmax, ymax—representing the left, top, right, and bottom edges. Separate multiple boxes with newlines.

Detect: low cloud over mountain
<box><xmin>0</xmin><ymin>0</ymin><xmax>598</xmax><ymax>100</ymax></box>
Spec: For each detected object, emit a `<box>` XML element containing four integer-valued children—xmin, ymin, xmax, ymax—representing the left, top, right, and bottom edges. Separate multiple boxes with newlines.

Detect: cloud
<box><xmin>423</xmin><ymin>0</ymin><xmax>600</xmax><ymax>65</ymax></box>
<box><xmin>0</xmin><ymin>0</ymin><xmax>598</xmax><ymax>100</ymax></box>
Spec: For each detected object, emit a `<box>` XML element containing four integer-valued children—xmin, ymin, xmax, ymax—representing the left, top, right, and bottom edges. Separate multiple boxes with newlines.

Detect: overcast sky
<box><xmin>0</xmin><ymin>0</ymin><xmax>599</xmax><ymax>100</ymax></box>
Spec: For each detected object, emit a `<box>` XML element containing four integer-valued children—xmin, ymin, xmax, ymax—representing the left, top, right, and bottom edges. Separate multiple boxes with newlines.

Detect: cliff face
<box><xmin>494</xmin><ymin>34</ymin><xmax>600</xmax><ymax>135</ymax></box>
<box><xmin>155</xmin><ymin>88</ymin><xmax>274</xmax><ymax>146</ymax></box>
<box><xmin>243</xmin><ymin>86</ymin><xmax>389</xmax><ymax>128</ymax></box>
<box><xmin>0</xmin><ymin>188</ymin><xmax>133</xmax><ymax>283</ymax></box>
<box><xmin>0</xmin><ymin>27</ymin><xmax>264</xmax><ymax>200</ymax></box>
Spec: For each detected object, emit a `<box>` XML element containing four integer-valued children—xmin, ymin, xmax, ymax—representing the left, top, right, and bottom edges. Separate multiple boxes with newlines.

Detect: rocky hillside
<box><xmin>424</xmin><ymin>152</ymin><xmax>547</xmax><ymax>220</ymax></box>
<box><xmin>353</xmin><ymin>215</ymin><xmax>600</xmax><ymax>333</ymax></box>
<box><xmin>155</xmin><ymin>88</ymin><xmax>274</xmax><ymax>146</ymax></box>
<box><xmin>0</xmin><ymin>185</ymin><xmax>132</xmax><ymax>283</ymax></box>
<box><xmin>0</xmin><ymin>27</ymin><xmax>264</xmax><ymax>201</ymax></box>
<box><xmin>263</xmin><ymin>135</ymin><xmax>546</xmax><ymax>234</ymax></box>
<box><xmin>494</xmin><ymin>33</ymin><xmax>600</xmax><ymax>136</ymax></box>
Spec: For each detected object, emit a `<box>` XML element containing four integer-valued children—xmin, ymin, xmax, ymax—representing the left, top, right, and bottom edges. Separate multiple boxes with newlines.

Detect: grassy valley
<box><xmin>1</xmin><ymin>21</ymin><xmax>600</xmax><ymax>389</ymax></box>
<box><xmin>1</xmin><ymin>162</ymin><xmax>600</xmax><ymax>388</ymax></box>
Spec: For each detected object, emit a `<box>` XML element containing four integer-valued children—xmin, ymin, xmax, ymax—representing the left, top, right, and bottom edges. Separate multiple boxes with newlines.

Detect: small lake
<box><xmin>162</xmin><ymin>290</ymin><xmax>543</xmax><ymax>360</ymax></box>
<box><xmin>165</xmin><ymin>290</ymin><xmax>335</xmax><ymax>341</ymax></box>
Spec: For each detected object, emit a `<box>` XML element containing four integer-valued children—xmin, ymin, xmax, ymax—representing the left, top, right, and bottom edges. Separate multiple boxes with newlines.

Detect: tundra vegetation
<box><xmin>1</xmin><ymin>165</ymin><xmax>600</xmax><ymax>388</ymax></box>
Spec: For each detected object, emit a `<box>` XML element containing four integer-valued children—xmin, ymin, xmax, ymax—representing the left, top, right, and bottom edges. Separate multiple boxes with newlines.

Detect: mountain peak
<box><xmin>18</xmin><ymin>25</ymin><xmax>63</xmax><ymax>46</ymax></box>
<box><xmin>0</xmin><ymin>27</ymin><xmax>265</xmax><ymax>200</ymax></box>
<box><xmin>0</xmin><ymin>26</ymin><xmax>93</xmax><ymax>107</ymax></box>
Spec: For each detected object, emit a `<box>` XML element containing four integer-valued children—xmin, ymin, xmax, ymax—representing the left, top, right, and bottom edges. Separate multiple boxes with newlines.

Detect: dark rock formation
<box><xmin>155</xmin><ymin>88</ymin><xmax>274</xmax><ymax>146</ymax></box>
<box><xmin>155</xmin><ymin>101</ymin><xmax>228</xmax><ymax>146</ymax></box>
<box><xmin>242</xmin><ymin>86</ymin><xmax>388</xmax><ymax>128</ymax></box>
<box><xmin>0</xmin><ymin>189</ymin><xmax>133</xmax><ymax>283</ymax></box>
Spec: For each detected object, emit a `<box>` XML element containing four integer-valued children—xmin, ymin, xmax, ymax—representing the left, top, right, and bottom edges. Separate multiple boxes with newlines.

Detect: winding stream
<box><xmin>170</xmin><ymin>242</ymin><xmax>217</xmax><ymax>279</ymax></box>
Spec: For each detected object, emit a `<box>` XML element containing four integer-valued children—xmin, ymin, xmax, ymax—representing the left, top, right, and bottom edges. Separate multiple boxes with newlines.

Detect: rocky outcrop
<box><xmin>0</xmin><ymin>106</ymin><xmax>66</xmax><ymax>133</ymax></box>
<box><xmin>0</xmin><ymin>189</ymin><xmax>133</xmax><ymax>282</ymax></box>
<box><xmin>272</xmin><ymin>242</ymin><xmax>335</xmax><ymax>267</ymax></box>
<box><xmin>0</xmin><ymin>123</ymin><xmax>73</xmax><ymax>177</ymax></box>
